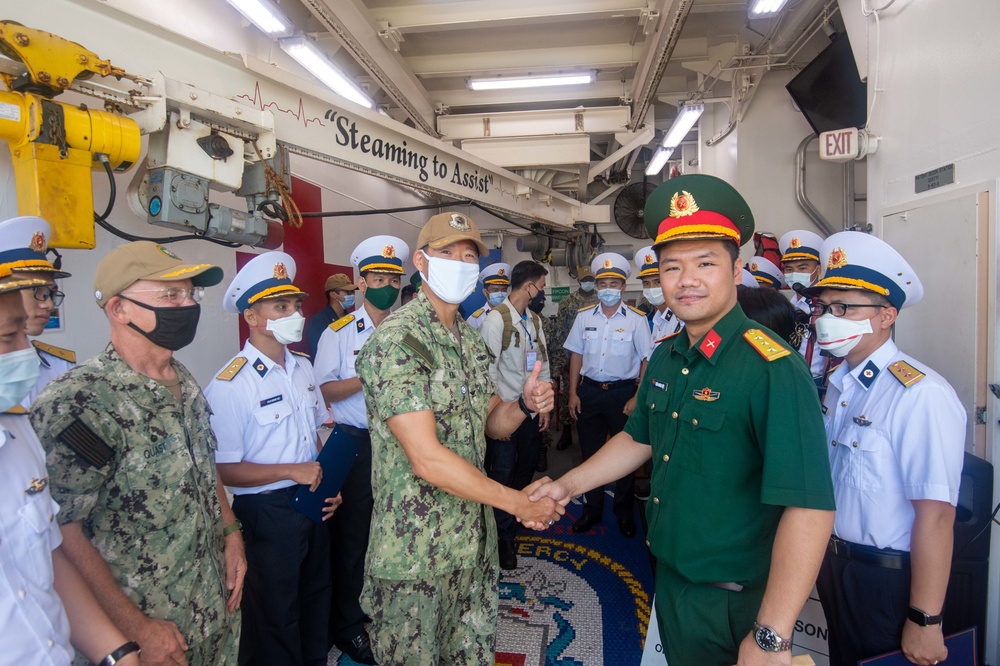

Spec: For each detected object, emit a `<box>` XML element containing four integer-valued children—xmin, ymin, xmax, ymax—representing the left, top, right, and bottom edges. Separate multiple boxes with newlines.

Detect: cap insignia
<box><xmin>157</xmin><ymin>245</ymin><xmax>179</xmax><ymax>259</ymax></box>
<box><xmin>273</xmin><ymin>262</ymin><xmax>289</xmax><ymax>280</ymax></box>
<box><xmin>603</xmin><ymin>259</ymin><xmax>613</xmax><ymax>269</ymax></box>
<box><xmin>669</xmin><ymin>191</ymin><xmax>700</xmax><ymax>218</ymax></box>
<box><xmin>448</xmin><ymin>213</ymin><xmax>471</xmax><ymax>231</ymax></box>
<box><xmin>789</xmin><ymin>237</ymin><xmax>801</xmax><ymax>249</ymax></box>
<box><xmin>382</xmin><ymin>245</ymin><xmax>396</xmax><ymax>258</ymax></box>
<box><xmin>644</xmin><ymin>253</ymin><xmax>654</xmax><ymax>265</ymax></box>
<box><xmin>29</xmin><ymin>231</ymin><xmax>47</xmax><ymax>253</ymax></box>
<box><xmin>827</xmin><ymin>247</ymin><xmax>848</xmax><ymax>270</ymax></box>
<box><xmin>497</xmin><ymin>268</ymin><xmax>505</xmax><ymax>276</ymax></box>
<box><xmin>750</xmin><ymin>262</ymin><xmax>759</xmax><ymax>272</ymax></box>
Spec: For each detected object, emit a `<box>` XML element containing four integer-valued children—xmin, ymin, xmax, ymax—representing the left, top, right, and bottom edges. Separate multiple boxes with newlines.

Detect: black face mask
<box><xmin>528</xmin><ymin>291</ymin><xmax>546</xmax><ymax>314</ymax></box>
<box><xmin>123</xmin><ymin>298</ymin><xmax>201</xmax><ymax>351</ymax></box>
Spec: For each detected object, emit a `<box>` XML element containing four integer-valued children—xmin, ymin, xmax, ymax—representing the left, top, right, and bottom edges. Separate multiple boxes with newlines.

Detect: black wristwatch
<box><xmin>100</xmin><ymin>641</ymin><xmax>141</xmax><ymax>666</ymax></box>
<box><xmin>517</xmin><ymin>395</ymin><xmax>533</xmax><ymax>417</ymax></box>
<box><xmin>753</xmin><ymin>622</ymin><xmax>792</xmax><ymax>652</ymax></box>
<box><xmin>908</xmin><ymin>606</ymin><xmax>943</xmax><ymax>626</ymax></box>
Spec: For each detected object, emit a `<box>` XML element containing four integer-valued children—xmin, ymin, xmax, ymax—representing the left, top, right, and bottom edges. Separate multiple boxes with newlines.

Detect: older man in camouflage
<box><xmin>30</xmin><ymin>242</ymin><xmax>246</xmax><ymax>666</ymax></box>
<box><xmin>356</xmin><ymin>212</ymin><xmax>563</xmax><ymax>666</ymax></box>
<box><xmin>550</xmin><ymin>265</ymin><xmax>597</xmax><ymax>450</ymax></box>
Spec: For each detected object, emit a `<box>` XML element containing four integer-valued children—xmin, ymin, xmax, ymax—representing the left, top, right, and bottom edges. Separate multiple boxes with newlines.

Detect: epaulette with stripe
<box><xmin>329</xmin><ymin>314</ymin><xmax>355</xmax><ymax>332</ymax></box>
<box><xmin>32</xmin><ymin>340</ymin><xmax>76</xmax><ymax>363</ymax></box>
<box><xmin>627</xmin><ymin>305</ymin><xmax>645</xmax><ymax>316</ymax></box>
<box><xmin>888</xmin><ymin>360</ymin><xmax>925</xmax><ymax>387</ymax></box>
<box><xmin>743</xmin><ymin>329</ymin><xmax>791</xmax><ymax>362</ymax></box>
<box><xmin>578</xmin><ymin>304</ymin><xmax>598</xmax><ymax>313</ymax></box>
<box><xmin>470</xmin><ymin>307</ymin><xmax>486</xmax><ymax>318</ymax></box>
<box><xmin>289</xmin><ymin>350</ymin><xmax>310</xmax><ymax>358</ymax></box>
<box><xmin>216</xmin><ymin>357</ymin><xmax>248</xmax><ymax>381</ymax></box>
<box><xmin>654</xmin><ymin>330</ymin><xmax>682</xmax><ymax>345</ymax></box>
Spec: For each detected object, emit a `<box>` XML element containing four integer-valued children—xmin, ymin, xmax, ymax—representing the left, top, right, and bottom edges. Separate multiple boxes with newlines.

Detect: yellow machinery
<box><xmin>0</xmin><ymin>22</ymin><xmax>140</xmax><ymax>248</ymax></box>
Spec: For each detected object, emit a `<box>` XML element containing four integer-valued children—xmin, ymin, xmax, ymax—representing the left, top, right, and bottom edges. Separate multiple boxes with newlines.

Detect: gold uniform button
<box><xmin>691</xmin><ymin>418</ymin><xmax>699</xmax><ymax>426</ymax></box>
<box><xmin>671</xmin><ymin>411</ymin><xmax>678</xmax><ymax>419</ymax></box>
<box><xmin>841</xmin><ymin>401</ymin><xmax>848</xmax><ymax>407</ymax></box>
<box><xmin>651</xmin><ymin>403</ymin><xmax>655</xmax><ymax>409</ymax></box>
<box><xmin>645</xmin><ymin>539</ymin><xmax>651</xmax><ymax>547</ymax></box>
<box><xmin>681</xmin><ymin>368</ymin><xmax>689</xmax><ymax>375</ymax></box>
<box><xmin>662</xmin><ymin>454</ymin><xmax>670</xmax><ymax>462</ymax></box>
<box><xmin>653</xmin><ymin>497</ymin><xmax>660</xmax><ymax>504</ymax></box>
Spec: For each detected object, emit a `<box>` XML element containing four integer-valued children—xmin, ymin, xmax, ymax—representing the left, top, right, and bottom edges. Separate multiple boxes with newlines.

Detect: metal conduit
<box><xmin>796</xmin><ymin>134</ymin><xmax>838</xmax><ymax>236</ymax></box>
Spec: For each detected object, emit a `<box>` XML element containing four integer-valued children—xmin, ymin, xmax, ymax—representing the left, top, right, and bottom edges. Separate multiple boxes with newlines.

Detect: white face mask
<box><xmin>266</xmin><ymin>311</ymin><xmax>306</xmax><ymax>345</ymax></box>
<box><xmin>785</xmin><ymin>272</ymin><xmax>815</xmax><ymax>291</ymax></box>
<box><xmin>642</xmin><ymin>287</ymin><xmax>665</xmax><ymax>307</ymax></box>
<box><xmin>420</xmin><ymin>252</ymin><xmax>480</xmax><ymax>305</ymax></box>
<box><xmin>813</xmin><ymin>313</ymin><xmax>873</xmax><ymax>357</ymax></box>
<box><xmin>0</xmin><ymin>346</ymin><xmax>40</xmax><ymax>412</ymax></box>
<box><xmin>580</xmin><ymin>281</ymin><xmax>595</xmax><ymax>293</ymax></box>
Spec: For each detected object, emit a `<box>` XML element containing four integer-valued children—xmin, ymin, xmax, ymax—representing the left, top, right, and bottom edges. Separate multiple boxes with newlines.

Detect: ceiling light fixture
<box><xmin>279</xmin><ymin>37</ymin><xmax>374</xmax><ymax>109</ymax></box>
<box><xmin>645</xmin><ymin>147</ymin><xmax>674</xmax><ymax>176</ymax></box>
<box><xmin>661</xmin><ymin>103</ymin><xmax>704</xmax><ymax>149</ymax></box>
<box><xmin>468</xmin><ymin>72</ymin><xmax>595</xmax><ymax>91</ymax></box>
<box><xmin>226</xmin><ymin>0</ymin><xmax>293</xmax><ymax>36</ymax></box>
<box><xmin>749</xmin><ymin>0</ymin><xmax>790</xmax><ymax>18</ymax></box>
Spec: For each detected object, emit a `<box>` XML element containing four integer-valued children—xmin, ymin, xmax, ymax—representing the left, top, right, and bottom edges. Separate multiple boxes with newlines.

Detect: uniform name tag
<box><xmin>260</xmin><ymin>395</ymin><xmax>283</xmax><ymax>407</ymax></box>
<box><xmin>525</xmin><ymin>350</ymin><xmax>538</xmax><ymax>372</ymax></box>
<box><xmin>652</xmin><ymin>379</ymin><xmax>667</xmax><ymax>391</ymax></box>
<box><xmin>585</xmin><ymin>327</ymin><xmax>597</xmax><ymax>332</ymax></box>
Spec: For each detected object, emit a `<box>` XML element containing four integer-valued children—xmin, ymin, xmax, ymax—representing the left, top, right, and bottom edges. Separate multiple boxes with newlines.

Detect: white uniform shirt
<box><xmin>313</xmin><ymin>304</ymin><xmax>376</xmax><ymax>428</ymax></box>
<box><xmin>480</xmin><ymin>298</ymin><xmax>552</xmax><ymax>402</ymax></box>
<box><xmin>563</xmin><ymin>303</ymin><xmax>651</xmax><ymax>382</ymax></box>
<box><xmin>823</xmin><ymin>339</ymin><xmax>965</xmax><ymax>551</ymax></box>
<box><xmin>205</xmin><ymin>342</ymin><xmax>327</xmax><ymax>495</ymax></box>
<box><xmin>0</xmin><ymin>413</ymin><xmax>73</xmax><ymax>666</ymax></box>
<box><xmin>465</xmin><ymin>304</ymin><xmax>491</xmax><ymax>331</ymax></box>
<box><xmin>21</xmin><ymin>345</ymin><xmax>74</xmax><ymax>409</ymax></box>
<box><xmin>648</xmin><ymin>307</ymin><xmax>683</xmax><ymax>358</ymax></box>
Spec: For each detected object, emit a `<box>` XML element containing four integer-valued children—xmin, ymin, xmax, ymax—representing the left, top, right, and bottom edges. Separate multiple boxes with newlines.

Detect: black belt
<box><xmin>256</xmin><ymin>484</ymin><xmax>301</xmax><ymax>497</ymax></box>
<box><xmin>828</xmin><ymin>536</ymin><xmax>910</xmax><ymax>570</ymax></box>
<box><xmin>581</xmin><ymin>376</ymin><xmax>637</xmax><ymax>391</ymax></box>
<box><xmin>337</xmin><ymin>423</ymin><xmax>369</xmax><ymax>438</ymax></box>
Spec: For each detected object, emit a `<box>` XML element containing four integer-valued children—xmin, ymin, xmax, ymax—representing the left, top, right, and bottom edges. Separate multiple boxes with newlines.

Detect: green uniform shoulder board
<box><xmin>743</xmin><ymin>329</ymin><xmax>791</xmax><ymax>362</ymax></box>
<box><xmin>471</xmin><ymin>307</ymin><xmax>486</xmax><ymax>318</ymax></box>
<box><xmin>400</xmin><ymin>333</ymin><xmax>435</xmax><ymax>369</ymax></box>
<box><xmin>888</xmin><ymin>360</ymin><xmax>925</xmax><ymax>387</ymax></box>
<box><xmin>578</xmin><ymin>304</ymin><xmax>598</xmax><ymax>313</ymax></box>
<box><xmin>329</xmin><ymin>314</ymin><xmax>355</xmax><ymax>332</ymax></box>
<box><xmin>289</xmin><ymin>350</ymin><xmax>310</xmax><ymax>358</ymax></box>
<box><xmin>654</xmin><ymin>331</ymin><xmax>681</xmax><ymax>345</ymax></box>
<box><xmin>628</xmin><ymin>305</ymin><xmax>645</xmax><ymax>316</ymax></box>
<box><xmin>57</xmin><ymin>419</ymin><xmax>113</xmax><ymax>469</ymax></box>
<box><xmin>216</xmin><ymin>357</ymin><xmax>248</xmax><ymax>381</ymax></box>
<box><xmin>32</xmin><ymin>340</ymin><xmax>76</xmax><ymax>363</ymax></box>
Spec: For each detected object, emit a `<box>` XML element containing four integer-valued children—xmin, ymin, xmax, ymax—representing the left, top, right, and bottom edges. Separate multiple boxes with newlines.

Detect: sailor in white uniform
<box><xmin>634</xmin><ymin>245</ymin><xmax>682</xmax><ymax>357</ymax></box>
<box><xmin>746</xmin><ymin>255</ymin><xmax>783</xmax><ymax>290</ymax></box>
<box><xmin>466</xmin><ymin>262</ymin><xmax>511</xmax><ymax>330</ymax></box>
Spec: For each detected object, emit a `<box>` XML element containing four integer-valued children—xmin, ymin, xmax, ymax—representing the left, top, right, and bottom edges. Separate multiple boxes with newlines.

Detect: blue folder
<box><xmin>291</xmin><ymin>425</ymin><xmax>359</xmax><ymax>525</ymax></box>
<box><xmin>858</xmin><ymin>627</ymin><xmax>976</xmax><ymax>665</ymax></box>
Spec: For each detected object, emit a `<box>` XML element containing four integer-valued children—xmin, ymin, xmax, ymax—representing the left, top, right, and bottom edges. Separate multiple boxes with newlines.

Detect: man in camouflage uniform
<box><xmin>550</xmin><ymin>266</ymin><xmax>597</xmax><ymax>450</ymax></box>
<box><xmin>355</xmin><ymin>212</ymin><xmax>562</xmax><ymax>666</ymax></box>
<box><xmin>30</xmin><ymin>242</ymin><xmax>245</xmax><ymax>666</ymax></box>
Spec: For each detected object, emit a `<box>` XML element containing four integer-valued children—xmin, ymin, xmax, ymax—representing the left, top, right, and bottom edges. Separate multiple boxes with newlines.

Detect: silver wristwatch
<box><xmin>753</xmin><ymin>622</ymin><xmax>792</xmax><ymax>652</ymax></box>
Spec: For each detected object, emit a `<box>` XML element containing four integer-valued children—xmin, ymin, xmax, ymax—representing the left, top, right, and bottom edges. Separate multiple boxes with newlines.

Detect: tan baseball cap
<box><xmin>576</xmin><ymin>265</ymin><xmax>594</xmax><ymax>282</ymax></box>
<box><xmin>93</xmin><ymin>241</ymin><xmax>224</xmax><ymax>308</ymax></box>
<box><xmin>416</xmin><ymin>212</ymin><xmax>488</xmax><ymax>256</ymax></box>
<box><xmin>324</xmin><ymin>273</ymin><xmax>358</xmax><ymax>292</ymax></box>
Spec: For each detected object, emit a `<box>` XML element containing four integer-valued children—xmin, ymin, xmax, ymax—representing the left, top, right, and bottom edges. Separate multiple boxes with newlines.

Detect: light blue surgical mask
<box><xmin>487</xmin><ymin>291</ymin><xmax>507</xmax><ymax>307</ymax></box>
<box><xmin>598</xmin><ymin>288</ymin><xmax>621</xmax><ymax>307</ymax></box>
<box><xmin>342</xmin><ymin>293</ymin><xmax>356</xmax><ymax>309</ymax></box>
<box><xmin>0</xmin><ymin>346</ymin><xmax>40</xmax><ymax>413</ymax></box>
<box><xmin>580</xmin><ymin>280</ymin><xmax>595</xmax><ymax>293</ymax></box>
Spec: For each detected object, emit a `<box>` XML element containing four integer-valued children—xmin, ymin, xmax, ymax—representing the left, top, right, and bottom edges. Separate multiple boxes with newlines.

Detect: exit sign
<box><xmin>819</xmin><ymin>127</ymin><xmax>860</xmax><ymax>162</ymax></box>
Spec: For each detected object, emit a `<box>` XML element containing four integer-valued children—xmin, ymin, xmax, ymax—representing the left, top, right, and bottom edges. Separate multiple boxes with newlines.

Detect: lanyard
<box><xmin>519</xmin><ymin>314</ymin><xmax>534</xmax><ymax>349</ymax></box>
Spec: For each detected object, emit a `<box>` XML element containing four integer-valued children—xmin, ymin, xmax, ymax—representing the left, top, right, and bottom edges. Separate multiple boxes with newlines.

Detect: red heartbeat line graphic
<box><xmin>237</xmin><ymin>81</ymin><xmax>326</xmax><ymax>129</ymax></box>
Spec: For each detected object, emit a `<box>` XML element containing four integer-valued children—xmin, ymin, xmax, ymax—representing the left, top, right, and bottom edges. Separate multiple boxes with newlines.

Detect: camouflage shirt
<box><xmin>551</xmin><ymin>288</ymin><xmax>598</xmax><ymax>371</ymax></box>
<box><xmin>29</xmin><ymin>344</ymin><xmax>231</xmax><ymax>642</ymax></box>
<box><xmin>357</xmin><ymin>292</ymin><xmax>498</xmax><ymax>579</ymax></box>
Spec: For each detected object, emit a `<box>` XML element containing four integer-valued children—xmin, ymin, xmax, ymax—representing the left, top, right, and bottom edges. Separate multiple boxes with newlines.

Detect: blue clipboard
<box><xmin>291</xmin><ymin>425</ymin><xmax>359</xmax><ymax>525</ymax></box>
<box><xmin>858</xmin><ymin>627</ymin><xmax>977</xmax><ymax>665</ymax></box>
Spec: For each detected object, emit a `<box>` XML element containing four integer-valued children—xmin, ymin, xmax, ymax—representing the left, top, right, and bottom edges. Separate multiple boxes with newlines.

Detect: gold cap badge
<box><xmin>669</xmin><ymin>191</ymin><xmax>700</xmax><ymax>218</ymax></box>
<box><xmin>789</xmin><ymin>237</ymin><xmax>801</xmax><ymax>249</ymax></box>
<box><xmin>382</xmin><ymin>245</ymin><xmax>395</xmax><ymax>258</ymax></box>
<box><xmin>273</xmin><ymin>262</ymin><xmax>288</xmax><ymax>279</ymax></box>
<box><xmin>827</xmin><ymin>247</ymin><xmax>848</xmax><ymax>270</ymax></box>
<box><xmin>29</xmin><ymin>231</ymin><xmax>47</xmax><ymax>252</ymax></box>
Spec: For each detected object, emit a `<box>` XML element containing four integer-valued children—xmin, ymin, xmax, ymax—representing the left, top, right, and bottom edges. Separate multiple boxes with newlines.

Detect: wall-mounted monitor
<box><xmin>785</xmin><ymin>33</ymin><xmax>867</xmax><ymax>135</ymax></box>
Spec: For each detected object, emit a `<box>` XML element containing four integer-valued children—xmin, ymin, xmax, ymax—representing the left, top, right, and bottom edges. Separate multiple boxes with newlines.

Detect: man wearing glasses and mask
<box><xmin>30</xmin><ymin>241</ymin><xmax>246</xmax><ymax>666</ymax></box>
<box><xmin>0</xmin><ymin>217</ymin><xmax>75</xmax><ymax>408</ymax></box>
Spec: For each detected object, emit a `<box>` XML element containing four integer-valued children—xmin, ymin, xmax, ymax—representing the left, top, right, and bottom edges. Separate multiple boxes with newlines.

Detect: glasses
<box><xmin>810</xmin><ymin>302</ymin><xmax>887</xmax><ymax>318</ymax></box>
<box><xmin>33</xmin><ymin>286</ymin><xmax>65</xmax><ymax>307</ymax></box>
<box><xmin>121</xmin><ymin>286</ymin><xmax>205</xmax><ymax>304</ymax></box>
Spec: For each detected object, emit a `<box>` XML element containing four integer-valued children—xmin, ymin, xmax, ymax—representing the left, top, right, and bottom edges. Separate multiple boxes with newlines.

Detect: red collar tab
<box><xmin>699</xmin><ymin>329</ymin><xmax>722</xmax><ymax>359</ymax></box>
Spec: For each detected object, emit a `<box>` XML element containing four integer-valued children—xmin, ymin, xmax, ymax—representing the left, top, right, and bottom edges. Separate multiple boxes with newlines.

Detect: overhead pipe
<box><xmin>795</xmin><ymin>134</ymin><xmax>837</xmax><ymax>236</ymax></box>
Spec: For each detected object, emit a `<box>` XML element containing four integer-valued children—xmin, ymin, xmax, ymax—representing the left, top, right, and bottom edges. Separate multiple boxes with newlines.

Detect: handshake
<box><xmin>515</xmin><ymin>476</ymin><xmax>573</xmax><ymax>531</ymax></box>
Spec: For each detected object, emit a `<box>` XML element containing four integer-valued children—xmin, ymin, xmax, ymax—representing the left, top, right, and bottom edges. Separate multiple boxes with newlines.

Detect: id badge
<box><xmin>525</xmin><ymin>350</ymin><xmax>538</xmax><ymax>372</ymax></box>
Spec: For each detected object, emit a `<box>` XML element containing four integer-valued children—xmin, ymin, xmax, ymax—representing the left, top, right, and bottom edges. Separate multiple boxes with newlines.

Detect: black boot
<box><xmin>555</xmin><ymin>428</ymin><xmax>573</xmax><ymax>451</ymax></box>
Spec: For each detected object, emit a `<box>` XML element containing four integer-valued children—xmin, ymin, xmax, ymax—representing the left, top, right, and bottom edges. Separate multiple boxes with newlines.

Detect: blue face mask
<box><xmin>598</xmin><ymin>288</ymin><xmax>621</xmax><ymax>307</ymax></box>
<box><xmin>580</xmin><ymin>280</ymin><xmax>595</xmax><ymax>293</ymax></box>
<box><xmin>487</xmin><ymin>291</ymin><xmax>507</xmax><ymax>307</ymax></box>
<box><xmin>0</xmin><ymin>346</ymin><xmax>40</xmax><ymax>413</ymax></box>
<box><xmin>342</xmin><ymin>293</ymin><xmax>356</xmax><ymax>309</ymax></box>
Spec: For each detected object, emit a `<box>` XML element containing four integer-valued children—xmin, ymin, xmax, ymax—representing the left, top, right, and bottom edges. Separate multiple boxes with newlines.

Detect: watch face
<box><xmin>755</xmin><ymin>626</ymin><xmax>780</xmax><ymax>651</ymax></box>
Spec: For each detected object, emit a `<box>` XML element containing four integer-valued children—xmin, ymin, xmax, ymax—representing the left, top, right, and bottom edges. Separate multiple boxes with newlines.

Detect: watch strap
<box><xmin>100</xmin><ymin>641</ymin><xmax>141</xmax><ymax>666</ymax></box>
<box><xmin>222</xmin><ymin>520</ymin><xmax>242</xmax><ymax>537</ymax></box>
<box><xmin>753</xmin><ymin>622</ymin><xmax>792</xmax><ymax>652</ymax></box>
<box><xmin>517</xmin><ymin>395</ymin><xmax>533</xmax><ymax>417</ymax></box>
<box><xmin>907</xmin><ymin>606</ymin><xmax>943</xmax><ymax>626</ymax></box>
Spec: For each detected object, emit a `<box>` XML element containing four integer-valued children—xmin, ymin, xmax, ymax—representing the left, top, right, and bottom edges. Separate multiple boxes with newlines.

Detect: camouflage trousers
<box><xmin>73</xmin><ymin>614</ymin><xmax>240</xmax><ymax>666</ymax></box>
<box><xmin>362</xmin><ymin>564</ymin><xmax>499</xmax><ymax>666</ymax></box>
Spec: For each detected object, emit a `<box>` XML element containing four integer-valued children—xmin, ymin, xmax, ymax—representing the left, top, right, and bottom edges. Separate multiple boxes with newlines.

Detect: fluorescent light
<box><xmin>226</xmin><ymin>0</ymin><xmax>292</xmax><ymax>35</ymax></box>
<box><xmin>468</xmin><ymin>72</ymin><xmax>595</xmax><ymax>91</ymax></box>
<box><xmin>279</xmin><ymin>37</ymin><xmax>374</xmax><ymax>109</ymax></box>
<box><xmin>749</xmin><ymin>0</ymin><xmax>790</xmax><ymax>17</ymax></box>
<box><xmin>645</xmin><ymin>147</ymin><xmax>674</xmax><ymax>176</ymax></box>
<box><xmin>661</xmin><ymin>103</ymin><xmax>704</xmax><ymax>148</ymax></box>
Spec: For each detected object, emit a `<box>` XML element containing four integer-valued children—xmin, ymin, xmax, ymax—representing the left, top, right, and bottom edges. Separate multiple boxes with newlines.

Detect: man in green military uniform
<box><xmin>30</xmin><ymin>242</ymin><xmax>245</xmax><ymax>666</ymax></box>
<box><xmin>356</xmin><ymin>212</ymin><xmax>562</xmax><ymax>666</ymax></box>
<box><xmin>550</xmin><ymin>265</ymin><xmax>597</xmax><ymax>450</ymax></box>
<box><xmin>530</xmin><ymin>175</ymin><xmax>835</xmax><ymax>666</ymax></box>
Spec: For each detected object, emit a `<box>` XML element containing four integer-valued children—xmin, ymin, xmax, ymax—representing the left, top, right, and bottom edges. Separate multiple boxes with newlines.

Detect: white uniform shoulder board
<box><xmin>289</xmin><ymin>350</ymin><xmax>310</xmax><ymax>358</ymax></box>
<box><xmin>471</xmin><ymin>307</ymin><xmax>485</xmax><ymax>318</ymax></box>
<box><xmin>578</xmin><ymin>304</ymin><xmax>598</xmax><ymax>313</ymax></box>
<box><xmin>32</xmin><ymin>340</ymin><xmax>76</xmax><ymax>363</ymax></box>
<box><xmin>627</xmin><ymin>305</ymin><xmax>645</xmax><ymax>316</ymax></box>
<box><xmin>330</xmin><ymin>314</ymin><xmax>355</xmax><ymax>332</ymax></box>
<box><xmin>216</xmin><ymin>357</ymin><xmax>248</xmax><ymax>381</ymax></box>
<box><xmin>888</xmin><ymin>360</ymin><xmax>925</xmax><ymax>387</ymax></box>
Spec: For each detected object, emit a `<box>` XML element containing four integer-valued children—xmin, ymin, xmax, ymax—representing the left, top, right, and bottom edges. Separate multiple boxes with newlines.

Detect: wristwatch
<box><xmin>517</xmin><ymin>395</ymin><xmax>533</xmax><ymax>417</ymax></box>
<box><xmin>100</xmin><ymin>641</ymin><xmax>141</xmax><ymax>666</ymax></box>
<box><xmin>907</xmin><ymin>606</ymin><xmax>943</xmax><ymax>626</ymax></box>
<box><xmin>753</xmin><ymin>622</ymin><xmax>792</xmax><ymax>652</ymax></box>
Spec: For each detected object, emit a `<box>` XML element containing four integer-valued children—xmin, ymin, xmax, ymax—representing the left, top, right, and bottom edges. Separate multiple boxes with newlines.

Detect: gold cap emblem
<box><xmin>29</xmin><ymin>231</ymin><xmax>47</xmax><ymax>253</ymax></box>
<box><xmin>448</xmin><ymin>214</ymin><xmax>471</xmax><ymax>231</ymax></box>
<box><xmin>827</xmin><ymin>247</ymin><xmax>848</xmax><ymax>270</ymax></box>
<box><xmin>669</xmin><ymin>191</ymin><xmax>700</xmax><ymax>218</ymax></box>
<box><xmin>603</xmin><ymin>259</ymin><xmax>613</xmax><ymax>269</ymax></box>
<box><xmin>497</xmin><ymin>268</ymin><xmax>505</xmax><ymax>276</ymax></box>
<box><xmin>644</xmin><ymin>253</ymin><xmax>654</xmax><ymax>265</ymax></box>
<box><xmin>789</xmin><ymin>237</ymin><xmax>801</xmax><ymax>249</ymax></box>
<box><xmin>382</xmin><ymin>245</ymin><xmax>395</xmax><ymax>258</ymax></box>
<box><xmin>273</xmin><ymin>262</ymin><xmax>289</xmax><ymax>279</ymax></box>
<box><xmin>750</xmin><ymin>262</ymin><xmax>759</xmax><ymax>272</ymax></box>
